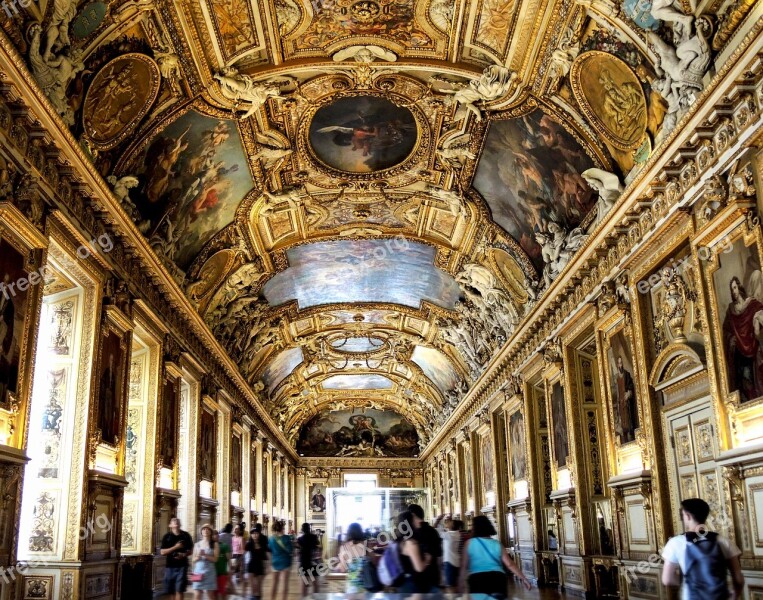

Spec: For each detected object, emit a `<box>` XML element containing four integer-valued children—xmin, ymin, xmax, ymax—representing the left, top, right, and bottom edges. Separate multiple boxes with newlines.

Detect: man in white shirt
<box><xmin>662</xmin><ymin>498</ymin><xmax>744</xmax><ymax>599</ymax></box>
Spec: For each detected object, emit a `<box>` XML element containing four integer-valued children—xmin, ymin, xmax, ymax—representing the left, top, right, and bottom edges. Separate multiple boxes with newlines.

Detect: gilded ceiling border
<box><xmin>422</xmin><ymin>25</ymin><xmax>763</xmax><ymax>460</ymax></box>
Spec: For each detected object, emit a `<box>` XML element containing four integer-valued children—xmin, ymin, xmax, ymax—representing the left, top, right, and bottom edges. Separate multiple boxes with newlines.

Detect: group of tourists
<box><xmin>159</xmin><ymin>517</ymin><xmax>297</xmax><ymax>600</ymax></box>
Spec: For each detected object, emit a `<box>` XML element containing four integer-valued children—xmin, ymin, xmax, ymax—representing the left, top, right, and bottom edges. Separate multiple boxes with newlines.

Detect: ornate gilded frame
<box><xmin>0</xmin><ymin>202</ymin><xmax>47</xmax><ymax>449</ymax></box>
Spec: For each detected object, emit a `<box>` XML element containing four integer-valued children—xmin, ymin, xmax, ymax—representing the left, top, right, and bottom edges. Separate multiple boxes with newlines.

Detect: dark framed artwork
<box><xmin>509</xmin><ymin>410</ymin><xmax>527</xmax><ymax>481</ymax></box>
<box><xmin>160</xmin><ymin>372</ymin><xmax>180</xmax><ymax>467</ymax></box>
<box><xmin>262</xmin><ymin>455</ymin><xmax>268</xmax><ymax>502</ymax></box>
<box><xmin>199</xmin><ymin>407</ymin><xmax>217</xmax><ymax>482</ymax></box>
<box><xmin>550</xmin><ymin>381</ymin><xmax>569</xmax><ymax>469</ymax></box>
<box><xmin>231</xmin><ymin>433</ymin><xmax>242</xmax><ymax>492</ymax></box>
<box><xmin>606</xmin><ymin>329</ymin><xmax>639</xmax><ymax>444</ymax></box>
<box><xmin>94</xmin><ymin>318</ymin><xmax>130</xmax><ymax>446</ymax></box>
<box><xmin>310</xmin><ymin>483</ymin><xmax>326</xmax><ymax>513</ymax></box>
<box><xmin>250</xmin><ymin>443</ymin><xmax>258</xmax><ymax>500</ymax></box>
<box><xmin>0</xmin><ymin>238</ymin><xmax>31</xmax><ymax>409</ymax></box>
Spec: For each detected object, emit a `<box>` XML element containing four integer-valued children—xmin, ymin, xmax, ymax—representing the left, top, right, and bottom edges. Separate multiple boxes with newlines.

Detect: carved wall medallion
<box><xmin>82</xmin><ymin>53</ymin><xmax>161</xmax><ymax>150</ymax></box>
<box><xmin>570</xmin><ymin>51</ymin><xmax>647</xmax><ymax>151</ymax></box>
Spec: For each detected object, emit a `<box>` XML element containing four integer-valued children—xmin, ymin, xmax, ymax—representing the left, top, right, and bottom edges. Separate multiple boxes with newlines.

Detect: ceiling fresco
<box><xmin>262</xmin><ymin>240</ymin><xmax>462</xmax><ymax>310</ymax></box>
<box><xmin>8</xmin><ymin>0</ymin><xmax>736</xmax><ymax>450</ymax></box>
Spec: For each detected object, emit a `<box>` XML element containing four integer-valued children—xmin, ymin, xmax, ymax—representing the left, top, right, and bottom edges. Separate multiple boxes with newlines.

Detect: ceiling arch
<box><xmin>11</xmin><ymin>0</ymin><xmax>690</xmax><ymax>454</ymax></box>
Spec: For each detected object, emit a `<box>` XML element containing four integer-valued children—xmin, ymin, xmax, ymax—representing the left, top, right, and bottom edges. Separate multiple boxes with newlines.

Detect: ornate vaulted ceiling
<box><xmin>7</xmin><ymin>0</ymin><xmax>739</xmax><ymax>455</ymax></box>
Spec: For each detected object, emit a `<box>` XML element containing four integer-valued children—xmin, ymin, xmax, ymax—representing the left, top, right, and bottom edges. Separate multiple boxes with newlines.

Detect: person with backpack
<box><xmin>269</xmin><ymin>521</ymin><xmax>293</xmax><ymax>600</ymax></box>
<box><xmin>662</xmin><ymin>498</ymin><xmax>744</xmax><ymax>599</ymax></box>
<box><xmin>459</xmin><ymin>516</ymin><xmax>531</xmax><ymax>597</ymax></box>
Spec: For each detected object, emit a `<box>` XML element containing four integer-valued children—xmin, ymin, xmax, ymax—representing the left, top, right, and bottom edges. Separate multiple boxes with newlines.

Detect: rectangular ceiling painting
<box><xmin>133</xmin><ymin>110</ymin><xmax>252</xmax><ymax>270</ymax></box>
<box><xmin>263</xmin><ymin>239</ymin><xmax>461</xmax><ymax>310</ymax></box>
<box><xmin>472</xmin><ymin>109</ymin><xmax>596</xmax><ymax>269</ymax></box>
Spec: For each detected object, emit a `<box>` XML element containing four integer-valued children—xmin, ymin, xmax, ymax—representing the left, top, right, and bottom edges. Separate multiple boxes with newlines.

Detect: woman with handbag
<box><xmin>458</xmin><ymin>516</ymin><xmax>531</xmax><ymax>599</ymax></box>
<box><xmin>268</xmin><ymin>521</ymin><xmax>293</xmax><ymax>600</ymax></box>
<box><xmin>246</xmin><ymin>524</ymin><xmax>269</xmax><ymax>600</ymax></box>
<box><xmin>191</xmin><ymin>524</ymin><xmax>220</xmax><ymax>599</ymax></box>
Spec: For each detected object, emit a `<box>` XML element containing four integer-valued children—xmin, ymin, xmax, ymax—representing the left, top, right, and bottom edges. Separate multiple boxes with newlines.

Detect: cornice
<box><xmin>422</xmin><ymin>25</ymin><xmax>763</xmax><ymax>461</ymax></box>
<box><xmin>0</xmin><ymin>30</ymin><xmax>298</xmax><ymax>461</ymax></box>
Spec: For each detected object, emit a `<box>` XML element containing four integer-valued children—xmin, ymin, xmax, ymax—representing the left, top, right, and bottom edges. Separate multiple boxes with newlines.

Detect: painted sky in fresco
<box><xmin>262</xmin><ymin>240</ymin><xmax>461</xmax><ymax>309</ymax></box>
<box><xmin>472</xmin><ymin>110</ymin><xmax>595</xmax><ymax>269</ymax></box>
<box><xmin>321</xmin><ymin>374</ymin><xmax>394</xmax><ymax>390</ymax></box>
<box><xmin>262</xmin><ymin>347</ymin><xmax>304</xmax><ymax>394</ymax></box>
<box><xmin>411</xmin><ymin>345</ymin><xmax>460</xmax><ymax>395</ymax></box>
<box><xmin>134</xmin><ymin>110</ymin><xmax>252</xmax><ymax>270</ymax></box>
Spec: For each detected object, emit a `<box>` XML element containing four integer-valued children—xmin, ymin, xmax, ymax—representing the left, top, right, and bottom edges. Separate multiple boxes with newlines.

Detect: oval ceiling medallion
<box><xmin>308</xmin><ymin>95</ymin><xmax>417</xmax><ymax>173</ymax></box>
<box><xmin>82</xmin><ymin>53</ymin><xmax>161</xmax><ymax>150</ymax></box>
<box><xmin>569</xmin><ymin>51</ymin><xmax>647</xmax><ymax>151</ymax></box>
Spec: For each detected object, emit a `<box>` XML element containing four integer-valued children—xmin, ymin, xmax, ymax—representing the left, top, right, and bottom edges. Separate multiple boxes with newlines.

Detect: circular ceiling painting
<box><xmin>308</xmin><ymin>95</ymin><xmax>417</xmax><ymax>173</ymax></box>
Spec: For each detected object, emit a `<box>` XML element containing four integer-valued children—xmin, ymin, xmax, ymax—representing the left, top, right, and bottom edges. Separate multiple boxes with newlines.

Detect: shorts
<box><xmin>467</xmin><ymin>571</ymin><xmax>508</xmax><ymax>597</ymax></box>
<box><xmin>217</xmin><ymin>575</ymin><xmax>229</xmax><ymax>594</ymax></box>
<box><xmin>164</xmin><ymin>566</ymin><xmax>188</xmax><ymax>594</ymax></box>
<box><xmin>247</xmin><ymin>560</ymin><xmax>264</xmax><ymax>576</ymax></box>
<box><xmin>444</xmin><ymin>562</ymin><xmax>460</xmax><ymax>587</ymax></box>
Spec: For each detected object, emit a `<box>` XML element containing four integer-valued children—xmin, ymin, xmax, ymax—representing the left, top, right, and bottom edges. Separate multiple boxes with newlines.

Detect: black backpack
<box><xmin>684</xmin><ymin>532</ymin><xmax>729</xmax><ymax>599</ymax></box>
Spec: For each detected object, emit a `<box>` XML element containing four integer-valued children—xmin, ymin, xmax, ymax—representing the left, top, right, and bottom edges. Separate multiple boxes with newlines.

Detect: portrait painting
<box><xmin>308</xmin><ymin>95</ymin><xmax>417</xmax><ymax>173</ymax></box>
<box><xmin>712</xmin><ymin>237</ymin><xmax>763</xmax><ymax>403</ymax></box>
<box><xmin>262</xmin><ymin>456</ymin><xmax>268</xmax><ymax>501</ymax></box>
<box><xmin>481</xmin><ymin>433</ymin><xmax>495</xmax><ymax>494</ymax></box>
<box><xmin>607</xmin><ymin>329</ymin><xmax>639</xmax><ymax>444</ymax></box>
<box><xmin>464</xmin><ymin>444</ymin><xmax>474</xmax><ymax>499</ymax></box>
<box><xmin>231</xmin><ymin>434</ymin><xmax>242</xmax><ymax>492</ymax></box>
<box><xmin>133</xmin><ymin>110</ymin><xmax>252</xmax><ymax>269</ymax></box>
<box><xmin>160</xmin><ymin>374</ymin><xmax>179</xmax><ymax>466</ymax></box>
<box><xmin>509</xmin><ymin>410</ymin><xmax>527</xmax><ymax>481</ymax></box>
<box><xmin>310</xmin><ymin>483</ymin><xmax>326</xmax><ymax>513</ymax></box>
<box><xmin>473</xmin><ymin>109</ymin><xmax>596</xmax><ymax>269</ymax></box>
<box><xmin>263</xmin><ymin>239</ymin><xmax>461</xmax><ymax>310</ymax></box>
<box><xmin>297</xmin><ymin>408</ymin><xmax>419</xmax><ymax>457</ymax></box>
<box><xmin>96</xmin><ymin>328</ymin><xmax>127</xmax><ymax>446</ymax></box>
<box><xmin>550</xmin><ymin>381</ymin><xmax>569</xmax><ymax>469</ymax></box>
<box><xmin>0</xmin><ymin>239</ymin><xmax>30</xmax><ymax>408</ymax></box>
<box><xmin>199</xmin><ymin>408</ymin><xmax>216</xmax><ymax>482</ymax></box>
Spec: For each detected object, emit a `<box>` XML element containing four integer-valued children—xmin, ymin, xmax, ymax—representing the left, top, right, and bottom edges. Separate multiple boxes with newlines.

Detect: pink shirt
<box><xmin>232</xmin><ymin>536</ymin><xmax>244</xmax><ymax>554</ymax></box>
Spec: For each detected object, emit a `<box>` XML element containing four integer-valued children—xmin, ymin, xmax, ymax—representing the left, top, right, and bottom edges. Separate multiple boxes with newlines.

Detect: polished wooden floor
<box><xmin>179</xmin><ymin>569</ymin><xmax>570</xmax><ymax>599</ymax></box>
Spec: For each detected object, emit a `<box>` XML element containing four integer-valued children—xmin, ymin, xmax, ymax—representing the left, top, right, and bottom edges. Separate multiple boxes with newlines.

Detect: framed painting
<box><xmin>508</xmin><ymin>409</ymin><xmax>527</xmax><ymax>481</ymax></box>
<box><xmin>604</xmin><ymin>326</ymin><xmax>640</xmax><ymax>446</ymax></box>
<box><xmin>706</xmin><ymin>223</ymin><xmax>763</xmax><ymax>406</ymax></box>
<box><xmin>93</xmin><ymin>307</ymin><xmax>131</xmax><ymax>447</ymax></box>
<box><xmin>309</xmin><ymin>483</ymin><xmax>326</xmax><ymax>513</ymax></box>
<box><xmin>0</xmin><ymin>204</ymin><xmax>46</xmax><ymax>449</ymax></box>
<box><xmin>159</xmin><ymin>368</ymin><xmax>180</xmax><ymax>468</ymax></box>
<box><xmin>480</xmin><ymin>432</ymin><xmax>495</xmax><ymax>496</ymax></box>
<box><xmin>231</xmin><ymin>433</ymin><xmax>242</xmax><ymax>493</ymax></box>
<box><xmin>549</xmin><ymin>380</ymin><xmax>569</xmax><ymax>470</ymax></box>
<box><xmin>250</xmin><ymin>442</ymin><xmax>258</xmax><ymax>501</ymax></box>
<box><xmin>199</xmin><ymin>407</ymin><xmax>217</xmax><ymax>482</ymax></box>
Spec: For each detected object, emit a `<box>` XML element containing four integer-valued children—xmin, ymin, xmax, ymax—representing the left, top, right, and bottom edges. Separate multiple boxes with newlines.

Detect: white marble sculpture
<box><xmin>535</xmin><ymin>222</ymin><xmax>587</xmax><ymax>287</ymax></box>
<box><xmin>426</xmin><ymin>185</ymin><xmax>467</xmax><ymax>217</ymax></box>
<box><xmin>548</xmin><ymin>27</ymin><xmax>580</xmax><ymax>88</ymax></box>
<box><xmin>214</xmin><ymin>68</ymin><xmax>283</xmax><ymax>118</ymax></box>
<box><xmin>429</xmin><ymin>0</ymin><xmax>454</xmax><ymax>32</ymax></box>
<box><xmin>437</xmin><ymin>65</ymin><xmax>516</xmax><ymax>121</ymax></box>
<box><xmin>155</xmin><ymin>50</ymin><xmax>181</xmax><ymax>84</ymax></box>
<box><xmin>251</xmin><ymin>146</ymin><xmax>293</xmax><ymax>172</ymax></box>
<box><xmin>44</xmin><ymin>0</ymin><xmax>77</xmax><ymax>61</ymax></box>
<box><xmin>582</xmin><ymin>168</ymin><xmax>624</xmax><ymax>224</ymax></box>
<box><xmin>332</xmin><ymin>45</ymin><xmax>398</xmax><ymax>63</ymax></box>
<box><xmin>436</xmin><ymin>133</ymin><xmax>476</xmax><ymax>168</ymax></box>
<box><xmin>260</xmin><ymin>187</ymin><xmax>303</xmax><ymax>215</ymax></box>
<box><xmin>28</xmin><ymin>24</ymin><xmax>84</xmax><ymax>126</ymax></box>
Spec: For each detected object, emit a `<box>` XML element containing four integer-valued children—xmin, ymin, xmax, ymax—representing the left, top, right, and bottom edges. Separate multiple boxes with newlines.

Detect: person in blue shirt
<box><xmin>268</xmin><ymin>521</ymin><xmax>293</xmax><ymax>600</ymax></box>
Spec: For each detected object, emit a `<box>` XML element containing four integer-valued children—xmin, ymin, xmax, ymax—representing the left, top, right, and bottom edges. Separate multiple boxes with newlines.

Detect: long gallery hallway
<box><xmin>0</xmin><ymin>0</ymin><xmax>762</xmax><ymax>596</ymax></box>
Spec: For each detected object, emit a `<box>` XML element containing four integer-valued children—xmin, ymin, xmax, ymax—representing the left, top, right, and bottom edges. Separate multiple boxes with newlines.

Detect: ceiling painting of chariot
<box><xmin>129</xmin><ymin>111</ymin><xmax>252</xmax><ymax>270</ymax></box>
<box><xmin>473</xmin><ymin>109</ymin><xmax>596</xmax><ymax>269</ymax></box>
<box><xmin>308</xmin><ymin>95</ymin><xmax>418</xmax><ymax>173</ymax></box>
<box><xmin>297</xmin><ymin>408</ymin><xmax>419</xmax><ymax>457</ymax></box>
<box><xmin>262</xmin><ymin>239</ymin><xmax>461</xmax><ymax>310</ymax></box>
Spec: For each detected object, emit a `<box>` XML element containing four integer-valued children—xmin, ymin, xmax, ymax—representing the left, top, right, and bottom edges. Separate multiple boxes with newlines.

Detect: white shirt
<box><xmin>443</xmin><ymin>531</ymin><xmax>462</xmax><ymax>567</ymax></box>
<box><xmin>662</xmin><ymin>532</ymin><xmax>741</xmax><ymax>599</ymax></box>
